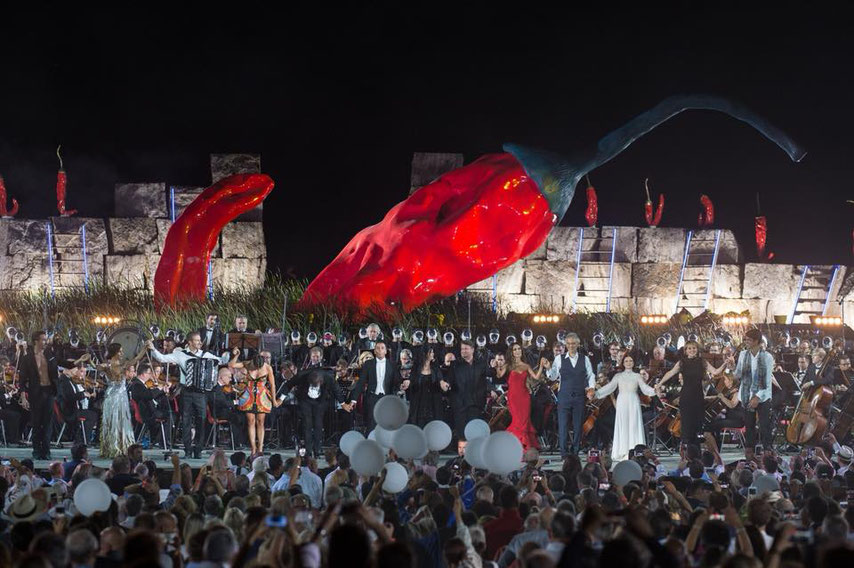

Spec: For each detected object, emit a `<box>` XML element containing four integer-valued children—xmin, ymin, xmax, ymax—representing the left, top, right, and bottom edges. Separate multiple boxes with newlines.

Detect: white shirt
<box><xmin>547</xmin><ymin>352</ymin><xmax>596</xmax><ymax>389</ymax></box>
<box><xmin>375</xmin><ymin>358</ymin><xmax>387</xmax><ymax>395</ymax></box>
<box><xmin>150</xmin><ymin>347</ymin><xmax>229</xmax><ymax>386</ymax></box>
<box><xmin>72</xmin><ymin>381</ymin><xmax>88</xmax><ymax>410</ymax></box>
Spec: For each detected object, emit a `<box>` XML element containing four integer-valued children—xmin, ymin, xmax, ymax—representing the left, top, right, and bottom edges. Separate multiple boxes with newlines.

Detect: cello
<box><xmin>786</xmin><ymin>350</ymin><xmax>836</xmax><ymax>445</ymax></box>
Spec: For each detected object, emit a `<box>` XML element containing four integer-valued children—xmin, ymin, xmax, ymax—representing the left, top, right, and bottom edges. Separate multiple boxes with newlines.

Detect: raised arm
<box><xmin>657</xmin><ymin>361</ymin><xmax>682</xmax><ymax>386</ymax></box>
<box><xmin>637</xmin><ymin>373</ymin><xmax>657</xmax><ymax>397</ymax></box>
<box><xmin>595</xmin><ymin>375</ymin><xmax>619</xmax><ymax>399</ymax></box>
<box><xmin>547</xmin><ymin>355</ymin><xmax>561</xmax><ymax>381</ymax></box>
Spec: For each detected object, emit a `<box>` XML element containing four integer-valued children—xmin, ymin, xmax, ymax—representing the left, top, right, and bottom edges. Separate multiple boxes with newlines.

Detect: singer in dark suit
<box><xmin>347</xmin><ymin>341</ymin><xmax>400</xmax><ymax>431</ymax></box>
<box><xmin>18</xmin><ymin>331</ymin><xmax>59</xmax><ymax>459</ymax></box>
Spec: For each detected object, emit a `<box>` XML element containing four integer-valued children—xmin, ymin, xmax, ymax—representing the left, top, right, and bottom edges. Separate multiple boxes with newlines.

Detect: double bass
<box><xmin>786</xmin><ymin>350</ymin><xmax>836</xmax><ymax>445</ymax></box>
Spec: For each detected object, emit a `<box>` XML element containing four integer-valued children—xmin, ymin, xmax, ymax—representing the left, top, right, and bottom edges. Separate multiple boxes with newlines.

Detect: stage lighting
<box><xmin>812</xmin><ymin>316</ymin><xmax>842</xmax><ymax>326</ymax></box>
<box><xmin>722</xmin><ymin>314</ymin><xmax>750</xmax><ymax>325</ymax></box>
<box><xmin>532</xmin><ymin>314</ymin><xmax>560</xmax><ymax>324</ymax></box>
<box><xmin>640</xmin><ymin>315</ymin><xmax>668</xmax><ymax>325</ymax></box>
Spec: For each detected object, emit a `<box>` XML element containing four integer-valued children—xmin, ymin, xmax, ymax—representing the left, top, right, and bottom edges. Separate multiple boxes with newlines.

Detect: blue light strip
<box><xmin>492</xmin><ymin>274</ymin><xmax>497</xmax><ymax>313</ymax></box>
<box><xmin>207</xmin><ymin>258</ymin><xmax>214</xmax><ymax>300</ymax></box>
<box><xmin>703</xmin><ymin>229</ymin><xmax>722</xmax><ymax>312</ymax></box>
<box><xmin>823</xmin><ymin>265</ymin><xmax>840</xmax><ymax>316</ymax></box>
<box><xmin>788</xmin><ymin>265</ymin><xmax>810</xmax><ymax>324</ymax></box>
<box><xmin>81</xmin><ymin>224</ymin><xmax>90</xmax><ymax>295</ymax></box>
<box><xmin>572</xmin><ymin>227</ymin><xmax>584</xmax><ymax>312</ymax></box>
<box><xmin>606</xmin><ymin>227</ymin><xmax>618</xmax><ymax>313</ymax></box>
<box><xmin>675</xmin><ymin>230</ymin><xmax>693</xmax><ymax>314</ymax></box>
<box><xmin>170</xmin><ymin>186</ymin><xmax>176</xmax><ymax>223</ymax></box>
<box><xmin>45</xmin><ymin>221</ymin><xmax>55</xmax><ymax>299</ymax></box>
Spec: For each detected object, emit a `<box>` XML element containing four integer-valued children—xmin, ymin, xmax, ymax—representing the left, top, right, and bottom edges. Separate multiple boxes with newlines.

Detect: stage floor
<box><xmin>2</xmin><ymin>444</ymin><xmax>752</xmax><ymax>473</ymax></box>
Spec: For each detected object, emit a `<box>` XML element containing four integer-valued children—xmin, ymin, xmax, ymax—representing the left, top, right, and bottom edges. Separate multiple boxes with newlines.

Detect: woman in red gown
<box><xmin>505</xmin><ymin>343</ymin><xmax>549</xmax><ymax>451</ymax></box>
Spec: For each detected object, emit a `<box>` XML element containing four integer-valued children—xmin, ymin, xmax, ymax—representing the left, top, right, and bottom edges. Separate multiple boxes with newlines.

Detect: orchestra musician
<box><xmin>703</xmin><ymin>373</ymin><xmax>744</xmax><ymax>449</ymax></box>
<box><xmin>547</xmin><ymin>332</ymin><xmax>596</xmax><ymax>458</ymax></box>
<box><xmin>347</xmin><ymin>340</ymin><xmax>399</xmax><ymax>431</ymax></box>
<box><xmin>198</xmin><ymin>313</ymin><xmax>225</xmax><ymax>353</ymax></box>
<box><xmin>588</xmin><ymin>371</ymin><xmax>617</xmax><ymax>451</ymax></box>
<box><xmin>800</xmin><ymin>348</ymin><xmax>828</xmax><ymax>390</ymax></box>
<box><xmin>0</xmin><ymin>356</ymin><xmax>23</xmax><ymax>444</ymax></box>
<box><xmin>57</xmin><ymin>361</ymin><xmax>98</xmax><ymax>446</ymax></box>
<box><xmin>128</xmin><ymin>364</ymin><xmax>171</xmax><ymax>448</ymax></box>
<box><xmin>488</xmin><ymin>352</ymin><xmax>510</xmax><ymax>387</ymax></box>
<box><xmin>18</xmin><ymin>331</ymin><xmax>60</xmax><ymax>460</ymax></box>
<box><xmin>147</xmin><ymin>333</ymin><xmax>230</xmax><ymax>459</ymax></box>
<box><xmin>356</xmin><ymin>323</ymin><xmax>382</xmax><ymax>353</ymax></box>
<box><xmin>285</xmin><ymin>347</ymin><xmax>351</xmax><ymax>458</ymax></box>
<box><xmin>793</xmin><ymin>355</ymin><xmax>810</xmax><ymax>388</ymax></box>
<box><xmin>207</xmin><ymin>367</ymin><xmax>248</xmax><ymax>448</ymax></box>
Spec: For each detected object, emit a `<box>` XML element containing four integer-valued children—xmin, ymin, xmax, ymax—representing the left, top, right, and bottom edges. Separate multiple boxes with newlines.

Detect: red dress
<box><xmin>506</xmin><ymin>369</ymin><xmax>538</xmax><ymax>451</ymax></box>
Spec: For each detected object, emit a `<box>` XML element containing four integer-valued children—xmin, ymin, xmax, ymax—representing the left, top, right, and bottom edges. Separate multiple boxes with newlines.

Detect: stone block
<box><xmin>468</xmin><ymin>262</ymin><xmax>525</xmax><ymax>294</ymax></box>
<box><xmin>155</xmin><ymin>218</ymin><xmax>221</xmax><ymax>258</ymax></box>
<box><xmin>637</xmin><ymin>228</ymin><xmax>687</xmax><ymax>263</ymax></box>
<box><xmin>6</xmin><ymin>219</ymin><xmax>48</xmax><ymax>255</ymax></box>
<box><xmin>51</xmin><ymin>217</ymin><xmax>109</xmax><ymax>255</ymax></box>
<box><xmin>108</xmin><ymin>218</ymin><xmax>160</xmax><ymax>254</ymax></box>
<box><xmin>575</xmin><ymin>262</ymin><xmax>631</xmax><ymax>298</ymax></box>
<box><xmin>692</xmin><ymin>229</ymin><xmax>741</xmax><ymax>264</ymax></box>
<box><xmin>6</xmin><ymin>254</ymin><xmax>51</xmax><ymax>290</ymax></box>
<box><xmin>574</xmin><ymin>226</ymin><xmax>637</xmax><ymax>263</ymax></box>
<box><xmin>211</xmin><ymin>258</ymin><xmax>266</xmax><ymax>291</ymax></box>
<box><xmin>221</xmin><ymin>222</ymin><xmax>265</xmax><ymax>258</ymax></box>
<box><xmin>172</xmin><ymin>186</ymin><xmax>205</xmax><ymax>218</ymax></box>
<box><xmin>633</xmin><ymin>296</ymin><xmax>679</xmax><ymax>315</ymax></box>
<box><xmin>546</xmin><ymin>227</ymin><xmax>581</xmax><ymax>261</ymax></box>
<box><xmin>105</xmin><ymin>254</ymin><xmax>160</xmax><ymax>290</ymax></box>
<box><xmin>498</xmin><ymin>293</ymin><xmax>540</xmax><ymax>314</ymax></box>
<box><xmin>114</xmin><ymin>183</ymin><xmax>167</xmax><ymax>218</ymax></box>
<box><xmin>211</xmin><ymin>154</ymin><xmax>261</xmax><ymax>184</ymax></box>
<box><xmin>743</xmin><ymin>264</ymin><xmax>800</xmax><ymax>300</ymax></box>
<box><xmin>632</xmin><ymin>263</ymin><xmax>680</xmax><ymax>298</ymax></box>
<box><xmin>523</xmin><ymin>260</ymin><xmax>576</xmax><ymax>296</ymax></box>
<box><xmin>409</xmin><ymin>152</ymin><xmax>464</xmax><ymax>193</ymax></box>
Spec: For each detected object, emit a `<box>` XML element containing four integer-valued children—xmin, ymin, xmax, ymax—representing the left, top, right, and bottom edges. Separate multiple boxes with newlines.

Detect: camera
<box><xmin>709</xmin><ymin>514</ymin><xmax>725</xmax><ymax>521</ymax></box>
<box><xmin>265</xmin><ymin>515</ymin><xmax>288</xmax><ymax>528</ymax></box>
<box><xmin>754</xmin><ymin>444</ymin><xmax>763</xmax><ymax>455</ymax></box>
<box><xmin>298</xmin><ymin>448</ymin><xmax>306</xmax><ymax>457</ymax></box>
<box><xmin>532</xmin><ymin>471</ymin><xmax>543</xmax><ymax>482</ymax></box>
<box><xmin>588</xmin><ymin>449</ymin><xmax>600</xmax><ymax>463</ymax></box>
<box><xmin>748</xmin><ymin>486</ymin><xmax>758</xmax><ymax>496</ymax></box>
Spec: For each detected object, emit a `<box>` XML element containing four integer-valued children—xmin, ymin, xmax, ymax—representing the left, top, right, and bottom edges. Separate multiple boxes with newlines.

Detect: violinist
<box><xmin>207</xmin><ymin>367</ymin><xmax>248</xmax><ymax>448</ymax></box>
<box><xmin>703</xmin><ymin>374</ymin><xmax>744</xmax><ymax>449</ymax></box>
<box><xmin>129</xmin><ymin>364</ymin><xmax>171</xmax><ymax>448</ymax></box>
<box><xmin>57</xmin><ymin>362</ymin><xmax>98</xmax><ymax>446</ymax></box>
<box><xmin>0</xmin><ymin>356</ymin><xmax>23</xmax><ymax>444</ymax></box>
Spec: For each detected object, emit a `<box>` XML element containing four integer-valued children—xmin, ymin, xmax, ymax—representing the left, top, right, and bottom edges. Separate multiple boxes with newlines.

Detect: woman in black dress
<box><xmin>656</xmin><ymin>341</ymin><xmax>730</xmax><ymax>445</ymax></box>
<box><xmin>409</xmin><ymin>347</ymin><xmax>444</xmax><ymax>427</ymax></box>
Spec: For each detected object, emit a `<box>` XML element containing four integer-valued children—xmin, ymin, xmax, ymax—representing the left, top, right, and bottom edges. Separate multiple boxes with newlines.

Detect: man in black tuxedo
<box><xmin>439</xmin><ymin>339</ymin><xmax>495</xmax><ymax>441</ymax></box>
<box><xmin>347</xmin><ymin>340</ymin><xmax>400</xmax><ymax>431</ymax></box>
<box><xmin>286</xmin><ymin>346</ymin><xmax>352</xmax><ymax>457</ymax></box>
<box><xmin>18</xmin><ymin>331</ymin><xmax>59</xmax><ymax>459</ymax></box>
<box><xmin>207</xmin><ymin>366</ymin><xmax>248</xmax><ymax>447</ymax></box>
<box><xmin>128</xmin><ymin>364</ymin><xmax>171</xmax><ymax>447</ymax></box>
<box><xmin>56</xmin><ymin>364</ymin><xmax>97</xmax><ymax>445</ymax></box>
<box><xmin>198</xmin><ymin>313</ymin><xmax>225</xmax><ymax>354</ymax></box>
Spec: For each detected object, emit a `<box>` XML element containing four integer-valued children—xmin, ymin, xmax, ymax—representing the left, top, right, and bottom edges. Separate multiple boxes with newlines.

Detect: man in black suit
<box><xmin>207</xmin><ymin>366</ymin><xmax>248</xmax><ymax>448</ymax></box>
<box><xmin>439</xmin><ymin>339</ymin><xmax>495</xmax><ymax>442</ymax></box>
<box><xmin>286</xmin><ymin>346</ymin><xmax>351</xmax><ymax>457</ymax></box>
<box><xmin>198</xmin><ymin>313</ymin><xmax>225</xmax><ymax>354</ymax></box>
<box><xmin>56</xmin><ymin>363</ymin><xmax>98</xmax><ymax>445</ymax></box>
<box><xmin>347</xmin><ymin>340</ymin><xmax>400</xmax><ymax>431</ymax></box>
<box><xmin>18</xmin><ymin>330</ymin><xmax>59</xmax><ymax>459</ymax></box>
<box><xmin>128</xmin><ymin>364</ymin><xmax>171</xmax><ymax>447</ymax></box>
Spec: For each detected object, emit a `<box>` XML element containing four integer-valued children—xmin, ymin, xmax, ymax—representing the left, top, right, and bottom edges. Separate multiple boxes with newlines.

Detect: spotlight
<box><xmin>812</xmin><ymin>316</ymin><xmax>842</xmax><ymax>327</ymax></box>
<box><xmin>722</xmin><ymin>314</ymin><xmax>750</xmax><ymax>326</ymax></box>
<box><xmin>641</xmin><ymin>315</ymin><xmax>668</xmax><ymax>325</ymax></box>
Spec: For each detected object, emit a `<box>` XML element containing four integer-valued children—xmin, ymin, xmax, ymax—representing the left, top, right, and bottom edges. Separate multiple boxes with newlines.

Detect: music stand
<box><xmin>226</xmin><ymin>333</ymin><xmax>261</xmax><ymax>353</ymax></box>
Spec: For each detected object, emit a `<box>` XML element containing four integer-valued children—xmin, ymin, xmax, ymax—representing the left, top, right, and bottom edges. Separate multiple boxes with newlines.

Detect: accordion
<box><xmin>185</xmin><ymin>357</ymin><xmax>218</xmax><ymax>391</ymax></box>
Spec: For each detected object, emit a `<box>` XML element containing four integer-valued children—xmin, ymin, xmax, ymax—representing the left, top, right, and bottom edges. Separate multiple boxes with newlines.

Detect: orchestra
<box><xmin>0</xmin><ymin>318</ymin><xmax>852</xmax><ymax>461</ymax></box>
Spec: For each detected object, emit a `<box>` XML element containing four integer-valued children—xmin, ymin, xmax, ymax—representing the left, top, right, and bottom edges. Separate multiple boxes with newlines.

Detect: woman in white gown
<box><xmin>594</xmin><ymin>353</ymin><xmax>658</xmax><ymax>462</ymax></box>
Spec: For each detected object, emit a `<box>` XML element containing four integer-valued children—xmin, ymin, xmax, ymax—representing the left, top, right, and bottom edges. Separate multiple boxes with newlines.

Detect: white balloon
<box><xmin>373</xmin><ymin>395</ymin><xmax>409</xmax><ymax>430</ymax></box>
<box><xmin>612</xmin><ymin>460</ymin><xmax>643</xmax><ymax>487</ymax></box>
<box><xmin>339</xmin><ymin>431</ymin><xmax>365</xmax><ymax>457</ymax></box>
<box><xmin>373</xmin><ymin>426</ymin><xmax>398</xmax><ymax>449</ymax></box>
<box><xmin>483</xmin><ymin>432</ymin><xmax>524</xmax><ymax>474</ymax></box>
<box><xmin>350</xmin><ymin>440</ymin><xmax>386</xmax><ymax>476</ymax></box>
<box><xmin>464</xmin><ymin>419</ymin><xmax>490</xmax><ymax>441</ymax></box>
<box><xmin>423</xmin><ymin>420</ymin><xmax>452</xmax><ymax>451</ymax></box>
<box><xmin>74</xmin><ymin>478</ymin><xmax>112</xmax><ymax>516</ymax></box>
<box><xmin>392</xmin><ymin>424</ymin><xmax>428</xmax><ymax>460</ymax></box>
<box><xmin>382</xmin><ymin>462</ymin><xmax>409</xmax><ymax>493</ymax></box>
<box><xmin>464</xmin><ymin>436</ymin><xmax>488</xmax><ymax>469</ymax></box>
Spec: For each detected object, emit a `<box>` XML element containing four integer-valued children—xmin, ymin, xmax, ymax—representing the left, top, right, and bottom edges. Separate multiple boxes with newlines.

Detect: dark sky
<box><xmin>1</xmin><ymin>5</ymin><xmax>852</xmax><ymax>279</ymax></box>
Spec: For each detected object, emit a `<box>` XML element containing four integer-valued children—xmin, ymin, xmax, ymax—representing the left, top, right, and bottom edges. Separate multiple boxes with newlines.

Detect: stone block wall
<box><xmin>0</xmin><ymin>154</ymin><xmax>266</xmax><ymax>293</ymax></box>
<box><xmin>467</xmin><ymin>225</ymin><xmax>854</xmax><ymax>327</ymax></box>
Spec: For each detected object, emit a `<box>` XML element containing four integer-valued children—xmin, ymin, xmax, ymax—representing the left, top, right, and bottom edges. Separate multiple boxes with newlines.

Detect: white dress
<box><xmin>595</xmin><ymin>371</ymin><xmax>656</xmax><ymax>463</ymax></box>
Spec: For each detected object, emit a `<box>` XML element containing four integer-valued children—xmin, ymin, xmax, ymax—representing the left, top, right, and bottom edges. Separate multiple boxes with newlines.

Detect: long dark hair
<box><xmin>106</xmin><ymin>343</ymin><xmax>122</xmax><ymax>360</ymax></box>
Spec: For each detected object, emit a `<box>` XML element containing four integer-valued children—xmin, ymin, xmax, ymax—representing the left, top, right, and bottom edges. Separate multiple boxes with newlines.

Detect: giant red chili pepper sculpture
<box><xmin>55</xmin><ymin>145</ymin><xmax>77</xmax><ymax>217</ymax></box>
<box><xmin>698</xmin><ymin>194</ymin><xmax>714</xmax><ymax>227</ymax></box>
<box><xmin>302</xmin><ymin>96</ymin><xmax>805</xmax><ymax>311</ymax></box>
<box><xmin>585</xmin><ymin>182</ymin><xmax>598</xmax><ymax>227</ymax></box>
<box><xmin>0</xmin><ymin>176</ymin><xmax>19</xmax><ymax>218</ymax></box>
<box><xmin>644</xmin><ymin>178</ymin><xmax>664</xmax><ymax>227</ymax></box>
<box><xmin>154</xmin><ymin>173</ymin><xmax>274</xmax><ymax>308</ymax></box>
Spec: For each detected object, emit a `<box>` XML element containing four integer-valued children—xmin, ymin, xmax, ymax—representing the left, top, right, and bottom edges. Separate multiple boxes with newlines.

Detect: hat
<box><xmin>5</xmin><ymin>493</ymin><xmax>47</xmax><ymax>522</ymax></box>
<box><xmin>837</xmin><ymin>445</ymin><xmax>853</xmax><ymax>463</ymax></box>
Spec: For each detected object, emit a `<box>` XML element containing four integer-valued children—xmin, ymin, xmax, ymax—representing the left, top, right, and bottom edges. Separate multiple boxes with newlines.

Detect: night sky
<box><xmin>1</xmin><ymin>6</ymin><xmax>852</xmax><ymax>280</ymax></box>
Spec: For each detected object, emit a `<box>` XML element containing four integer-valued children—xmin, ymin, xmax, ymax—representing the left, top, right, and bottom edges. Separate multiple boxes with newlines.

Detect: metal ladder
<box><xmin>674</xmin><ymin>229</ymin><xmax>722</xmax><ymax>314</ymax></box>
<box><xmin>787</xmin><ymin>265</ymin><xmax>840</xmax><ymax>324</ymax></box>
<box><xmin>46</xmin><ymin>221</ymin><xmax>91</xmax><ymax>296</ymax></box>
<box><xmin>572</xmin><ymin>227</ymin><xmax>619</xmax><ymax>313</ymax></box>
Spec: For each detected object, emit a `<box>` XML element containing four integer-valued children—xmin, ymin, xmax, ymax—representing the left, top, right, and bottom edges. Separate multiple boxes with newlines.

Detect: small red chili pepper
<box><xmin>302</xmin><ymin>96</ymin><xmax>805</xmax><ymax>311</ymax></box>
<box><xmin>643</xmin><ymin>179</ymin><xmax>664</xmax><ymax>227</ymax></box>
<box><xmin>154</xmin><ymin>173</ymin><xmax>274</xmax><ymax>308</ymax></box>
<box><xmin>698</xmin><ymin>194</ymin><xmax>714</xmax><ymax>227</ymax></box>
<box><xmin>56</xmin><ymin>145</ymin><xmax>77</xmax><ymax>217</ymax></box>
<box><xmin>0</xmin><ymin>175</ymin><xmax>19</xmax><ymax>217</ymax></box>
<box><xmin>585</xmin><ymin>183</ymin><xmax>598</xmax><ymax>227</ymax></box>
<box><xmin>755</xmin><ymin>215</ymin><xmax>768</xmax><ymax>258</ymax></box>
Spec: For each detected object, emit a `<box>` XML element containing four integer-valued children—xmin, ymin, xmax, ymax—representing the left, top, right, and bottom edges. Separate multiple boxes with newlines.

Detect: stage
<box><xmin>3</xmin><ymin>444</ymin><xmax>753</xmax><ymax>474</ymax></box>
